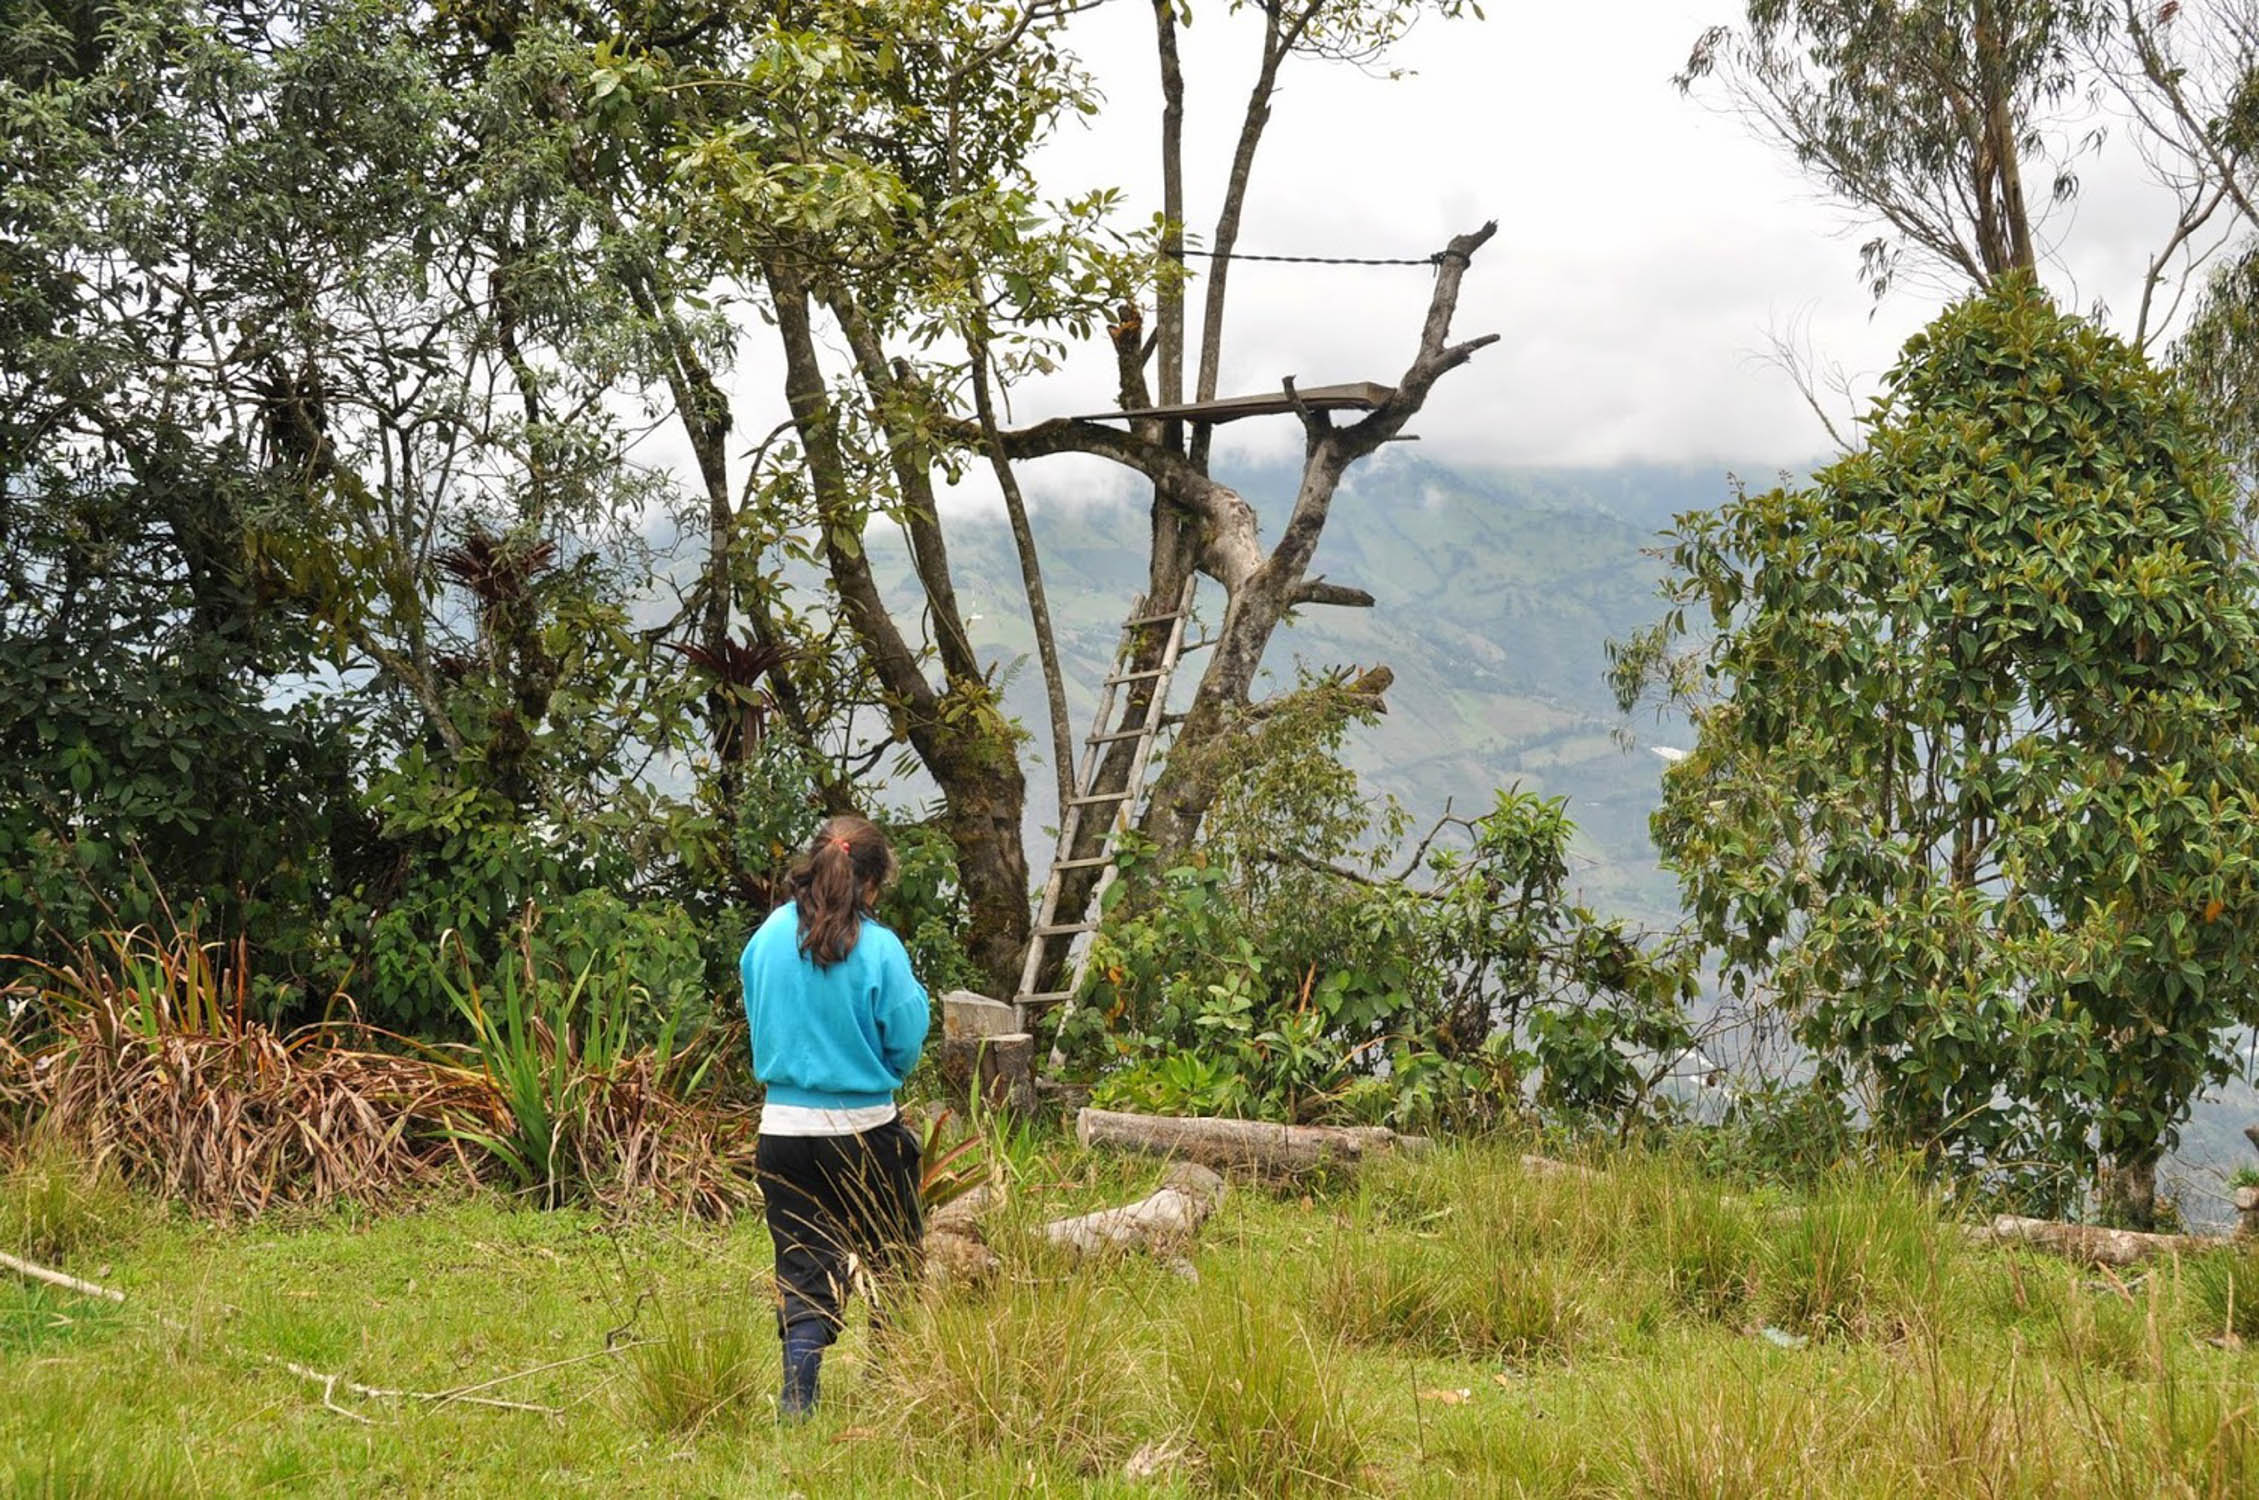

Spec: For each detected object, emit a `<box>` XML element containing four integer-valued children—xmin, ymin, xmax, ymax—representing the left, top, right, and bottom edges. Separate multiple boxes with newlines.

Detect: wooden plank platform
<box><xmin>1073</xmin><ymin>381</ymin><xmax>1393</xmax><ymax>425</ymax></box>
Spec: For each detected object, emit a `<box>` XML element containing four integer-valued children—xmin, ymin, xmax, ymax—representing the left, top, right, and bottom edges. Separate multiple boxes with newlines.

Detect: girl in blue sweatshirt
<box><xmin>741</xmin><ymin>815</ymin><xmax>929</xmax><ymax>1418</ymax></box>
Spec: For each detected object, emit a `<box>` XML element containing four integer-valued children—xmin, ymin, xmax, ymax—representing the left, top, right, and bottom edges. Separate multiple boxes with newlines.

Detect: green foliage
<box><xmin>441</xmin><ymin>915</ymin><xmax>706</xmax><ymax>1210</ymax></box>
<box><xmin>1616</xmin><ymin>274</ymin><xmax>2259</xmax><ymax>1214</ymax></box>
<box><xmin>1684</xmin><ymin>1076</ymin><xmax>1860</xmax><ymax>1192</ymax></box>
<box><xmin>345</xmin><ymin>754</ymin><xmax>714</xmax><ymax>1037</ymax></box>
<box><xmin>873</xmin><ymin>823</ymin><xmax>982</xmax><ymax>1000</ymax></box>
<box><xmin>1075</xmin><ymin>685</ymin><xmax>1695</xmax><ymax>1132</ymax></box>
<box><xmin>0</xmin><ymin>0</ymin><xmax>889</xmax><ymax>1033</ymax></box>
<box><xmin>0</xmin><ymin>439</ymin><xmax>348</xmax><ymax>1002</ymax></box>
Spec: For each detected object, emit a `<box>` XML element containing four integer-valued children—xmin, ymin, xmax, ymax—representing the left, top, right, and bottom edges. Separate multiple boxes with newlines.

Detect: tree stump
<box><xmin>938</xmin><ymin>992</ymin><xmax>1034</xmax><ymax>1113</ymax></box>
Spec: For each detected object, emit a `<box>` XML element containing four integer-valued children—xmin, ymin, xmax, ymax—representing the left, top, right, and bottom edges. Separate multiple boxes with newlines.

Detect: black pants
<box><xmin>757</xmin><ymin>1119</ymin><xmax>923</xmax><ymax>1346</ymax></box>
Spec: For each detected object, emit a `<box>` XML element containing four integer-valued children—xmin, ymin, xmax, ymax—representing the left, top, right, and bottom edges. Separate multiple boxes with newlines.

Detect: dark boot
<box><xmin>779</xmin><ymin>1321</ymin><xmax>826</xmax><ymax>1420</ymax></box>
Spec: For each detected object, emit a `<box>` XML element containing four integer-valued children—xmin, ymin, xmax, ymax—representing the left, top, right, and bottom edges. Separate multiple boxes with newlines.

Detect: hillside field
<box><xmin>8</xmin><ymin>1129</ymin><xmax>2259</xmax><ymax>1498</ymax></box>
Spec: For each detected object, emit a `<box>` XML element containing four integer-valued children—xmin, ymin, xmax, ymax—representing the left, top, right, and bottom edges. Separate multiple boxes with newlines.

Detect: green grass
<box><xmin>7</xmin><ymin>1134</ymin><xmax>2259</xmax><ymax>1496</ymax></box>
<box><xmin>1</xmin><ymin>1131</ymin><xmax>139</xmax><ymax>1263</ymax></box>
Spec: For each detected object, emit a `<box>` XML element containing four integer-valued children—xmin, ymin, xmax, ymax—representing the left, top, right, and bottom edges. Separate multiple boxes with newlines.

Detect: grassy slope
<box><xmin>9</xmin><ymin>1133</ymin><xmax>2259</xmax><ymax>1498</ymax></box>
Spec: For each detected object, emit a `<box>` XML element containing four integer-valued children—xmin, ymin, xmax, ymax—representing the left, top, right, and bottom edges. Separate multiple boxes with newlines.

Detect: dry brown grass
<box><xmin>0</xmin><ymin>929</ymin><xmax>756</xmax><ymax>1222</ymax></box>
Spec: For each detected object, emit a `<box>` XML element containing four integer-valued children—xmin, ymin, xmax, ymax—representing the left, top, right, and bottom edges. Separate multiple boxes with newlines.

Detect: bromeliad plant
<box><xmin>437</xmin><ymin>909</ymin><xmax>748</xmax><ymax>1213</ymax></box>
<box><xmin>1</xmin><ymin>926</ymin><xmax>490</xmax><ymax>1217</ymax></box>
<box><xmin>917</xmin><ymin>1108</ymin><xmax>990</xmax><ymax>1216</ymax></box>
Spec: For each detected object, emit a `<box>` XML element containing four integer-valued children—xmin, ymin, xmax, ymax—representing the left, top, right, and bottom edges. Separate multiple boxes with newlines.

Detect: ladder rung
<box><xmin>1051</xmin><ymin>855</ymin><xmax>1111</xmax><ymax>870</ymax></box>
<box><xmin>1105</xmin><ymin>668</ymin><xmax>1167</xmax><ymax>685</ymax></box>
<box><xmin>1015</xmin><ymin>989</ymin><xmax>1077</xmax><ymax>1005</ymax></box>
<box><xmin>1123</xmin><ymin>611</ymin><xmax>1183</xmax><ymax>628</ymax></box>
<box><xmin>1035</xmin><ymin>920</ymin><xmax>1101</xmax><ymax>936</ymax></box>
<box><xmin>1087</xmin><ymin>728</ymin><xmax>1151</xmax><ymax>745</ymax></box>
<box><xmin>1067</xmin><ymin>790</ymin><xmax>1134</xmax><ymax>806</ymax></box>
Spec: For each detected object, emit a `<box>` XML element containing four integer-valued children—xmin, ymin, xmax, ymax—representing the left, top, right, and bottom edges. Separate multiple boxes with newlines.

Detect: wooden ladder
<box><xmin>1012</xmin><ymin>575</ymin><xmax>1199</xmax><ymax>1042</ymax></box>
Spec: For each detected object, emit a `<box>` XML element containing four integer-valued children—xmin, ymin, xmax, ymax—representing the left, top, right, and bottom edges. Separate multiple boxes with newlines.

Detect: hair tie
<box><xmin>828</xmin><ymin>835</ymin><xmax>853</xmax><ymax>854</ymax></box>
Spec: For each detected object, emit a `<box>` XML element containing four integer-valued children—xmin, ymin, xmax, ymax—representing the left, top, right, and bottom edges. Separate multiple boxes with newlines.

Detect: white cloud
<box><xmin>669</xmin><ymin>1</ymin><xmax>2225</xmax><ymax>515</ymax></box>
<box><xmin>1000</xmin><ymin>0</ymin><xmax>2212</xmax><ymax>471</ymax></box>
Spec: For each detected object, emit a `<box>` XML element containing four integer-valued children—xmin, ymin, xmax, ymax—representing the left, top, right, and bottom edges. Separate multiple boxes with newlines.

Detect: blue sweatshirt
<box><xmin>740</xmin><ymin>902</ymin><xmax>930</xmax><ymax>1111</ymax></box>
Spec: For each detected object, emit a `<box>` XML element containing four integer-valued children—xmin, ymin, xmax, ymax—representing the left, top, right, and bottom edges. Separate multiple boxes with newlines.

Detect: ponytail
<box><xmin>786</xmin><ymin>815</ymin><xmax>897</xmax><ymax>967</ymax></box>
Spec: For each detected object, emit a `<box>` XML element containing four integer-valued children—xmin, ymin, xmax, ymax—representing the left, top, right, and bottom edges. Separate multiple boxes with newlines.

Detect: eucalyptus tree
<box><xmin>1614</xmin><ymin>277</ymin><xmax>2259</xmax><ymax>1222</ymax></box>
<box><xmin>1680</xmin><ymin>1</ymin><xmax>2259</xmax><ymax>345</ymax></box>
<box><xmin>1680</xmin><ymin>0</ymin><xmax>2107</xmax><ymax>299</ymax></box>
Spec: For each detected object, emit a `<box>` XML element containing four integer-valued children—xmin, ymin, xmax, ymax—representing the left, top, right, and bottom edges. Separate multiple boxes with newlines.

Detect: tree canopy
<box><xmin>1617</xmin><ymin>274</ymin><xmax>2259</xmax><ymax>1217</ymax></box>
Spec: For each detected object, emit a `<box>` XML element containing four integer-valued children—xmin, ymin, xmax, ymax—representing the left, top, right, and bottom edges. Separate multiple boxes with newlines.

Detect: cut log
<box><xmin>923</xmin><ymin>1184</ymin><xmax>1001</xmax><ymax>1290</ymax></box>
<box><xmin>1075</xmin><ymin>1107</ymin><xmax>1428</xmax><ymax>1178</ymax></box>
<box><xmin>1975</xmin><ymin>1214</ymin><xmax>2224</xmax><ymax>1267</ymax></box>
<box><xmin>939</xmin><ymin>1032</ymin><xmax>1035</xmax><ymax>1114</ymax></box>
<box><xmin>1044</xmin><ymin>1162</ymin><xmax>1225</xmax><ymax>1256</ymax></box>
<box><xmin>942</xmin><ymin>991</ymin><xmax>1019</xmax><ymax>1041</ymax></box>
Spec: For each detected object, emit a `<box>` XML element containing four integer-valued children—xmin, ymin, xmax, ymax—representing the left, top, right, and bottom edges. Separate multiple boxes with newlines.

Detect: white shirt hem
<box><xmin>758</xmin><ymin>1101</ymin><xmax>899</xmax><ymax>1137</ymax></box>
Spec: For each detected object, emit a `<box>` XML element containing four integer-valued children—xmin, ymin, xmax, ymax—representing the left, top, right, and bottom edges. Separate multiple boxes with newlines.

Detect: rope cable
<box><xmin>1163</xmin><ymin>247</ymin><xmax>1445</xmax><ymax>267</ymax></box>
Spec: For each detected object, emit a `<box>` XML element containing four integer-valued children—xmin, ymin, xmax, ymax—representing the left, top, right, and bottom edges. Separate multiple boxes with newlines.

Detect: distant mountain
<box><xmin>887</xmin><ymin>450</ymin><xmax>1706</xmax><ymax>926</ymax></box>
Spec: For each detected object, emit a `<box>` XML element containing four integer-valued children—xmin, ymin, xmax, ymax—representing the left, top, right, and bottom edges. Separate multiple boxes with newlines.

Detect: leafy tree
<box><xmin>1614</xmin><ymin>275</ymin><xmax>2259</xmax><ymax>1221</ymax></box>
<box><xmin>0</xmin><ymin>0</ymin><xmax>750</xmax><ymax>1017</ymax></box>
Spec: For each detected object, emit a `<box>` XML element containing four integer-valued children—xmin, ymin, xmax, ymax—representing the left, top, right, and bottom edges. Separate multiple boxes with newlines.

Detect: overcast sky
<box><xmin>1000</xmin><ymin>0</ymin><xmax>2210</xmax><ymax>474</ymax></box>
<box><xmin>655</xmin><ymin>2</ymin><xmax>2223</xmax><ymax>510</ymax></box>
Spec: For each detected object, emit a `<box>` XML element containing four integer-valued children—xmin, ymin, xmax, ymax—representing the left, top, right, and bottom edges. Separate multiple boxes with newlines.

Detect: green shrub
<box><xmin>2048</xmin><ymin>1281</ymin><xmax>2160</xmax><ymax>1381</ymax></box>
<box><xmin>881</xmin><ymin>1271</ymin><xmax>1147</xmax><ymax>1469</ymax></box>
<box><xmin>1064</xmin><ymin>690</ymin><xmax>1698</xmax><ymax>1138</ymax></box>
<box><xmin>1630</xmin><ymin>1176</ymin><xmax>1761</xmax><ymax>1320</ymax></box>
<box><xmin>2184</xmin><ymin>1245</ymin><xmax>2259</xmax><ymax>1347</ymax></box>
<box><xmin>1757</xmin><ymin>1168</ymin><xmax>1954</xmax><ymax>1340</ymax></box>
<box><xmin>1312</xmin><ymin>1241</ymin><xmax>1588</xmax><ymax>1365</ymax></box>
